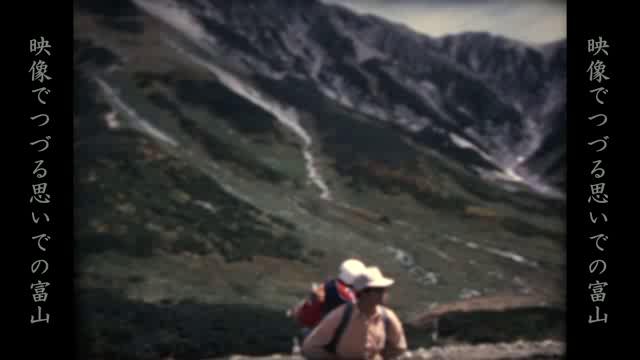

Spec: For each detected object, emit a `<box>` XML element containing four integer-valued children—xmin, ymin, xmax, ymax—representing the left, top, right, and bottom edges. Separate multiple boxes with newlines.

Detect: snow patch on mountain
<box><xmin>487</xmin><ymin>247</ymin><xmax>538</xmax><ymax>268</ymax></box>
<box><xmin>331</xmin><ymin>16</ymin><xmax>386</xmax><ymax>63</ymax></box>
<box><xmin>94</xmin><ymin>77</ymin><xmax>179</xmax><ymax>147</ymax></box>
<box><xmin>132</xmin><ymin>0</ymin><xmax>209</xmax><ymax>42</ymax></box>
<box><xmin>443</xmin><ymin>234</ymin><xmax>538</xmax><ymax>268</ymax></box>
<box><xmin>166</xmin><ymin>40</ymin><xmax>333</xmax><ymax>200</ymax></box>
<box><xmin>449</xmin><ymin>132</ymin><xmax>498</xmax><ymax>166</ymax></box>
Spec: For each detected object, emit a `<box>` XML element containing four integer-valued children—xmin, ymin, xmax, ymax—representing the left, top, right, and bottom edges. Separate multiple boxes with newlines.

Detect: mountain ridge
<box><xmin>132</xmin><ymin>0</ymin><xmax>566</xmax><ymax>197</ymax></box>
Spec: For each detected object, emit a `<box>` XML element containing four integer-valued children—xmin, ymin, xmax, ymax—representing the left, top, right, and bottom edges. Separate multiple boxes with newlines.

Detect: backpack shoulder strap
<box><xmin>380</xmin><ymin>306</ymin><xmax>391</xmax><ymax>344</ymax></box>
<box><xmin>324</xmin><ymin>303</ymin><xmax>353</xmax><ymax>354</ymax></box>
<box><xmin>321</xmin><ymin>281</ymin><xmax>333</xmax><ymax>315</ymax></box>
<box><xmin>381</xmin><ymin>307</ymin><xmax>390</xmax><ymax>325</ymax></box>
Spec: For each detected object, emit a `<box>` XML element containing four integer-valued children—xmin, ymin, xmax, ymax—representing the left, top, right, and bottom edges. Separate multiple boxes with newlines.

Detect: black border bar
<box><xmin>13</xmin><ymin>2</ymin><xmax>74</xmax><ymax>358</ymax></box>
<box><xmin>567</xmin><ymin>0</ymin><xmax>623</xmax><ymax>358</ymax></box>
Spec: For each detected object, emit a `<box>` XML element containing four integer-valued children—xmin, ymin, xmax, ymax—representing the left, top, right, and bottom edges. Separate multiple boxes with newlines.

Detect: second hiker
<box><xmin>289</xmin><ymin>259</ymin><xmax>367</xmax><ymax>339</ymax></box>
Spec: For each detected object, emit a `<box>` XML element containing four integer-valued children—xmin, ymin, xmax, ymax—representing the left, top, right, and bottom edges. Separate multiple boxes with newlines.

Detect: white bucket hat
<box><xmin>352</xmin><ymin>266</ymin><xmax>395</xmax><ymax>292</ymax></box>
<box><xmin>338</xmin><ymin>258</ymin><xmax>367</xmax><ymax>285</ymax></box>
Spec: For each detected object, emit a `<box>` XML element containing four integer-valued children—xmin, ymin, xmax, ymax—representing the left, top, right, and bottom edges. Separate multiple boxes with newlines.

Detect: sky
<box><xmin>322</xmin><ymin>0</ymin><xmax>566</xmax><ymax>45</ymax></box>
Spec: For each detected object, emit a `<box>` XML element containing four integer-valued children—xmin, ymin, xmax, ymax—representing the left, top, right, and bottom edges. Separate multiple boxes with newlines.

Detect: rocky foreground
<box><xmin>210</xmin><ymin>340</ymin><xmax>565</xmax><ymax>360</ymax></box>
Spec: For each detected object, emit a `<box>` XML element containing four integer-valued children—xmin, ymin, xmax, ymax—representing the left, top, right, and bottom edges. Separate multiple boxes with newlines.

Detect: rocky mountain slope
<box><xmin>73</xmin><ymin>0</ymin><xmax>566</xmax><ymax>359</ymax></box>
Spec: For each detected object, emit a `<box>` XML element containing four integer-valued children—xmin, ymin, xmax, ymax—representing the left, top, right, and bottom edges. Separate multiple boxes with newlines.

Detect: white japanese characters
<box><xmin>29</xmin><ymin>35</ymin><xmax>52</xmax><ymax>325</ymax></box>
<box><xmin>586</xmin><ymin>35</ymin><xmax>609</xmax><ymax>325</ymax></box>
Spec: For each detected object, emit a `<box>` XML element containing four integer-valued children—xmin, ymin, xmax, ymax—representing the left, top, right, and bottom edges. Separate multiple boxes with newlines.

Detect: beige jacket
<box><xmin>302</xmin><ymin>303</ymin><xmax>408</xmax><ymax>360</ymax></box>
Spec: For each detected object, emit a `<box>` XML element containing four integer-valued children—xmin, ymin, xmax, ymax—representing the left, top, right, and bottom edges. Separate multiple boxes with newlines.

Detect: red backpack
<box><xmin>291</xmin><ymin>283</ymin><xmax>326</xmax><ymax>328</ymax></box>
<box><xmin>291</xmin><ymin>280</ymin><xmax>355</xmax><ymax>329</ymax></box>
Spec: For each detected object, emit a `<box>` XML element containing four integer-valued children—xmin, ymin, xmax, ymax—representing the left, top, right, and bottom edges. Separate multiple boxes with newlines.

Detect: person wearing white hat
<box><xmin>302</xmin><ymin>266</ymin><xmax>408</xmax><ymax>360</ymax></box>
<box><xmin>290</xmin><ymin>259</ymin><xmax>367</xmax><ymax>342</ymax></box>
<box><xmin>338</xmin><ymin>258</ymin><xmax>367</xmax><ymax>285</ymax></box>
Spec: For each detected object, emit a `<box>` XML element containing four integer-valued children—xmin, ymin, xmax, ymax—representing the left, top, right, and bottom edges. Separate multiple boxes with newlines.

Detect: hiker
<box><xmin>301</xmin><ymin>266</ymin><xmax>408</xmax><ymax>360</ymax></box>
<box><xmin>289</xmin><ymin>259</ymin><xmax>367</xmax><ymax>339</ymax></box>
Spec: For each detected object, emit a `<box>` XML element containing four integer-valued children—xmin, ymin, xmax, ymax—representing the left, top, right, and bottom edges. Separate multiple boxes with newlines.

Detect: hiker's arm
<box><xmin>301</xmin><ymin>308</ymin><xmax>343</xmax><ymax>360</ymax></box>
<box><xmin>382</xmin><ymin>310</ymin><xmax>408</xmax><ymax>360</ymax></box>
